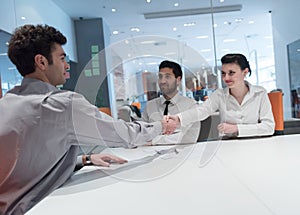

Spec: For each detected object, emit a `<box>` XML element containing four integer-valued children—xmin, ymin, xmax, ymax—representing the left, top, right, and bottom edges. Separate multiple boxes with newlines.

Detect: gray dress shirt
<box><xmin>0</xmin><ymin>78</ymin><xmax>162</xmax><ymax>215</ymax></box>
<box><xmin>142</xmin><ymin>93</ymin><xmax>200</xmax><ymax>144</ymax></box>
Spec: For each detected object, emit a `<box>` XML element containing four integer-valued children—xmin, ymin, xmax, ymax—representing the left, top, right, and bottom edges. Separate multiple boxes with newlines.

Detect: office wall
<box><xmin>0</xmin><ymin>0</ymin><xmax>77</xmax><ymax>62</ymax></box>
<box><xmin>272</xmin><ymin>0</ymin><xmax>300</xmax><ymax>118</ymax></box>
<box><xmin>73</xmin><ymin>18</ymin><xmax>110</xmax><ymax>109</ymax></box>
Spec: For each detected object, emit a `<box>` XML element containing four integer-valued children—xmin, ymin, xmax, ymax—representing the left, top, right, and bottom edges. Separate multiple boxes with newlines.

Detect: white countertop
<box><xmin>27</xmin><ymin>134</ymin><xmax>300</xmax><ymax>215</ymax></box>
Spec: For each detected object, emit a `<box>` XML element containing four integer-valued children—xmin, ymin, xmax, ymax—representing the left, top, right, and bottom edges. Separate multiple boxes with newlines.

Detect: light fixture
<box><xmin>143</xmin><ymin>4</ymin><xmax>242</xmax><ymax>19</ymax></box>
<box><xmin>173</xmin><ymin>27</ymin><xmax>177</xmax><ymax>31</ymax></box>
<box><xmin>130</xmin><ymin>27</ymin><xmax>140</xmax><ymax>32</ymax></box>
<box><xmin>140</xmin><ymin>40</ymin><xmax>156</xmax><ymax>44</ymax></box>
<box><xmin>196</xmin><ymin>35</ymin><xmax>208</xmax><ymax>39</ymax></box>
<box><xmin>248</xmin><ymin>20</ymin><xmax>255</xmax><ymax>24</ymax></box>
<box><xmin>235</xmin><ymin>18</ymin><xmax>243</xmax><ymax>23</ymax></box>
<box><xmin>146</xmin><ymin>0</ymin><xmax>151</xmax><ymax>3</ymax></box>
<box><xmin>224</xmin><ymin>21</ymin><xmax>232</xmax><ymax>25</ymax></box>
<box><xmin>223</xmin><ymin>39</ymin><xmax>236</xmax><ymax>43</ymax></box>
<box><xmin>111</xmin><ymin>8</ymin><xmax>116</xmax><ymax>12</ymax></box>
<box><xmin>183</xmin><ymin>22</ymin><xmax>196</xmax><ymax>27</ymax></box>
<box><xmin>164</xmin><ymin>52</ymin><xmax>176</xmax><ymax>55</ymax></box>
<box><xmin>112</xmin><ymin>30</ymin><xmax>119</xmax><ymax>35</ymax></box>
<box><xmin>174</xmin><ymin>3</ymin><xmax>179</xmax><ymax>7</ymax></box>
<box><xmin>21</xmin><ymin>16</ymin><xmax>26</xmax><ymax>20</ymax></box>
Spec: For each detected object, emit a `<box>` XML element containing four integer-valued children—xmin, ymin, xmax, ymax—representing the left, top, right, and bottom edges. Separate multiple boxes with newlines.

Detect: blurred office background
<box><xmin>0</xmin><ymin>0</ymin><xmax>299</xmax><ymax>122</ymax></box>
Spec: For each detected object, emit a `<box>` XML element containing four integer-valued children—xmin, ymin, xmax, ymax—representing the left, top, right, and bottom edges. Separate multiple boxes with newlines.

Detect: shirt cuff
<box><xmin>74</xmin><ymin>156</ymin><xmax>84</xmax><ymax>171</ymax></box>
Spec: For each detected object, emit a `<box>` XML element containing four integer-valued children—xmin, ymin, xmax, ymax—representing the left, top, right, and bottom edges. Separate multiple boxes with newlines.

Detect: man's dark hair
<box><xmin>8</xmin><ymin>24</ymin><xmax>67</xmax><ymax>76</ymax></box>
<box><xmin>159</xmin><ymin>60</ymin><xmax>182</xmax><ymax>79</ymax></box>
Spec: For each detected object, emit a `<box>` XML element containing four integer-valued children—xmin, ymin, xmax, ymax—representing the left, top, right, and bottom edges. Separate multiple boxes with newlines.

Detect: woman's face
<box><xmin>221</xmin><ymin>63</ymin><xmax>248</xmax><ymax>89</ymax></box>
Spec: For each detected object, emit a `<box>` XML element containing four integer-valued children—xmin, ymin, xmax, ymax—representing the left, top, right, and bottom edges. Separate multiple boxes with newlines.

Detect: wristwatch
<box><xmin>83</xmin><ymin>154</ymin><xmax>92</xmax><ymax>165</ymax></box>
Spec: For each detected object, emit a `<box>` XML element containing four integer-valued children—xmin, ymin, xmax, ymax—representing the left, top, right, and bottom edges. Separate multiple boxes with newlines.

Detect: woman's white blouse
<box><xmin>179</xmin><ymin>82</ymin><xmax>275</xmax><ymax>137</ymax></box>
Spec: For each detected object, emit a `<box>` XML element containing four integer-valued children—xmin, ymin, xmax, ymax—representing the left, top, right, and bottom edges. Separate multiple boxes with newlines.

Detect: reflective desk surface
<box><xmin>27</xmin><ymin>134</ymin><xmax>300</xmax><ymax>215</ymax></box>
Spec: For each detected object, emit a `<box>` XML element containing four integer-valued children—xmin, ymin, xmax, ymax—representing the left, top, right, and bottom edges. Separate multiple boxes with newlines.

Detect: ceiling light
<box><xmin>220</xmin><ymin>0</ymin><xmax>225</xmax><ymax>2</ymax></box>
<box><xmin>147</xmin><ymin>62</ymin><xmax>158</xmax><ymax>65</ymax></box>
<box><xmin>0</xmin><ymin>53</ymin><xmax>8</xmax><ymax>56</ymax></box>
<box><xmin>143</xmin><ymin>4</ymin><xmax>242</xmax><ymax>19</ymax></box>
<box><xmin>196</xmin><ymin>35</ymin><xmax>208</xmax><ymax>39</ymax></box>
<box><xmin>164</xmin><ymin>52</ymin><xmax>176</xmax><ymax>55</ymax></box>
<box><xmin>296</xmin><ymin>48</ymin><xmax>300</xmax><ymax>52</ymax></box>
<box><xmin>21</xmin><ymin>16</ymin><xmax>26</xmax><ymax>20</ymax></box>
<box><xmin>224</xmin><ymin>21</ymin><xmax>231</xmax><ymax>25</ymax></box>
<box><xmin>111</xmin><ymin>8</ymin><xmax>116</xmax><ymax>12</ymax></box>
<box><xmin>5</xmin><ymin>42</ymin><xmax>9</xmax><ymax>46</ymax></box>
<box><xmin>130</xmin><ymin>27</ymin><xmax>140</xmax><ymax>32</ymax></box>
<box><xmin>112</xmin><ymin>30</ymin><xmax>119</xmax><ymax>35</ymax></box>
<box><xmin>235</xmin><ymin>18</ymin><xmax>243</xmax><ymax>23</ymax></box>
<box><xmin>140</xmin><ymin>40</ymin><xmax>156</xmax><ymax>44</ymax></box>
<box><xmin>213</xmin><ymin>24</ymin><xmax>218</xmax><ymax>28</ymax></box>
<box><xmin>173</xmin><ymin>27</ymin><xmax>177</xmax><ymax>31</ymax></box>
<box><xmin>184</xmin><ymin>22</ymin><xmax>196</xmax><ymax>27</ymax></box>
<box><xmin>248</xmin><ymin>20</ymin><xmax>255</xmax><ymax>24</ymax></box>
<box><xmin>223</xmin><ymin>39</ymin><xmax>236</xmax><ymax>43</ymax></box>
<box><xmin>146</xmin><ymin>0</ymin><xmax>151</xmax><ymax>3</ymax></box>
<box><xmin>174</xmin><ymin>3</ymin><xmax>179</xmax><ymax>7</ymax></box>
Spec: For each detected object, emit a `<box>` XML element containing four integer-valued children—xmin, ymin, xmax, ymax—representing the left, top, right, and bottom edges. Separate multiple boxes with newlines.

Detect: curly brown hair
<box><xmin>8</xmin><ymin>24</ymin><xmax>67</xmax><ymax>76</ymax></box>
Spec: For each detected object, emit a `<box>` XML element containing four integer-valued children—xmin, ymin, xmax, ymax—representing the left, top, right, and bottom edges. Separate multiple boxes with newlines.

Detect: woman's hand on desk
<box><xmin>217</xmin><ymin>123</ymin><xmax>238</xmax><ymax>135</ymax></box>
<box><xmin>90</xmin><ymin>154</ymin><xmax>128</xmax><ymax>167</ymax></box>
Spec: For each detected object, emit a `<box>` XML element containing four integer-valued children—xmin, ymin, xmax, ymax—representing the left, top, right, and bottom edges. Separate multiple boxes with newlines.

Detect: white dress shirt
<box><xmin>179</xmin><ymin>81</ymin><xmax>275</xmax><ymax>137</ymax></box>
<box><xmin>142</xmin><ymin>93</ymin><xmax>201</xmax><ymax>144</ymax></box>
<box><xmin>0</xmin><ymin>78</ymin><xmax>162</xmax><ymax>214</ymax></box>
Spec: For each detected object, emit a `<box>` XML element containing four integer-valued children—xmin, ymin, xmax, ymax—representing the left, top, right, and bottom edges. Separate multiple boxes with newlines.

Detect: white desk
<box><xmin>27</xmin><ymin>134</ymin><xmax>300</xmax><ymax>215</ymax></box>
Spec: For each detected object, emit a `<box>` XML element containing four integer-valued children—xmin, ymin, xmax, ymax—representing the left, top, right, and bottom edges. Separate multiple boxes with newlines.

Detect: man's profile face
<box><xmin>158</xmin><ymin>67</ymin><xmax>181</xmax><ymax>99</ymax></box>
<box><xmin>44</xmin><ymin>43</ymin><xmax>69</xmax><ymax>86</ymax></box>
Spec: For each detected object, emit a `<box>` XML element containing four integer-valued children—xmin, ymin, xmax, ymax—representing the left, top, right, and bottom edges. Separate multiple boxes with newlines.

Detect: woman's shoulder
<box><xmin>248</xmin><ymin>83</ymin><xmax>267</xmax><ymax>94</ymax></box>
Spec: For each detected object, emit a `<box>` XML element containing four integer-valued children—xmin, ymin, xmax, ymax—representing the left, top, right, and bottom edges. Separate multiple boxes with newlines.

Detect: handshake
<box><xmin>161</xmin><ymin>115</ymin><xmax>180</xmax><ymax>135</ymax></box>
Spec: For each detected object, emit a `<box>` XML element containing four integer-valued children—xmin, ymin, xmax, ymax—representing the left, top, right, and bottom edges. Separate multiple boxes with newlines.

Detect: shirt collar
<box><xmin>160</xmin><ymin>92</ymin><xmax>180</xmax><ymax>105</ymax></box>
<box><xmin>224</xmin><ymin>80</ymin><xmax>260</xmax><ymax>95</ymax></box>
<box><xmin>8</xmin><ymin>78</ymin><xmax>59</xmax><ymax>95</ymax></box>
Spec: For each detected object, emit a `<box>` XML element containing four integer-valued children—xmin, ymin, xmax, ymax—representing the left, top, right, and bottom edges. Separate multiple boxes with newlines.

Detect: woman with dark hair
<box><xmin>167</xmin><ymin>53</ymin><xmax>275</xmax><ymax>138</ymax></box>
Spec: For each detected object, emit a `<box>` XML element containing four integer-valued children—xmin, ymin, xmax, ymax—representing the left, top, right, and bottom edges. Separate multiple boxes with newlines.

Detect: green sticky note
<box><xmin>84</xmin><ymin>69</ymin><xmax>92</xmax><ymax>77</ymax></box>
<box><xmin>91</xmin><ymin>45</ymin><xmax>99</xmax><ymax>53</ymax></box>
<box><xmin>92</xmin><ymin>60</ymin><xmax>99</xmax><ymax>68</ymax></box>
<box><xmin>93</xmin><ymin>68</ymin><xmax>100</xmax><ymax>75</ymax></box>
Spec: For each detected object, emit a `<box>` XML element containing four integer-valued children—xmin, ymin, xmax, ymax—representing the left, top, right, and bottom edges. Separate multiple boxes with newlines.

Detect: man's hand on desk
<box><xmin>84</xmin><ymin>154</ymin><xmax>128</xmax><ymax>167</ymax></box>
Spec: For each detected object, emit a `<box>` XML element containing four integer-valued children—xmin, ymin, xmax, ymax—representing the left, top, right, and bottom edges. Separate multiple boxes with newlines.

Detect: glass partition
<box><xmin>0</xmin><ymin>0</ymin><xmax>276</xmax><ymax>117</ymax></box>
<box><xmin>0</xmin><ymin>30</ymin><xmax>22</xmax><ymax>97</ymax></box>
